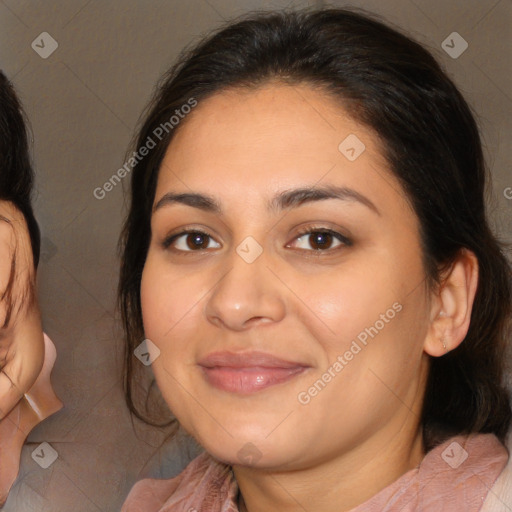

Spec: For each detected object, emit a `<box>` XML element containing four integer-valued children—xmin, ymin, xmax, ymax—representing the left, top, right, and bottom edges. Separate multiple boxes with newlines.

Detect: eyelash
<box><xmin>162</xmin><ymin>226</ymin><xmax>352</xmax><ymax>254</ymax></box>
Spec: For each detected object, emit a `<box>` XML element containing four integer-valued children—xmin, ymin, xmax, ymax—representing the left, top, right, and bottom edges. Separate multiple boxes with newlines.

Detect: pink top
<box><xmin>121</xmin><ymin>433</ymin><xmax>509</xmax><ymax>512</ymax></box>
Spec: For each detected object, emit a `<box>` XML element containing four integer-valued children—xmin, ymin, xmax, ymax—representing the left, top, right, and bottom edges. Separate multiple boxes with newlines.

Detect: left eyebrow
<box><xmin>153</xmin><ymin>184</ymin><xmax>380</xmax><ymax>216</ymax></box>
<box><xmin>269</xmin><ymin>185</ymin><xmax>380</xmax><ymax>216</ymax></box>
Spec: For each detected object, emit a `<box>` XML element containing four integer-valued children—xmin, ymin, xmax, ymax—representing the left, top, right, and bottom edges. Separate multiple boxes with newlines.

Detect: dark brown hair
<box><xmin>118</xmin><ymin>7</ymin><xmax>511</xmax><ymax>451</ymax></box>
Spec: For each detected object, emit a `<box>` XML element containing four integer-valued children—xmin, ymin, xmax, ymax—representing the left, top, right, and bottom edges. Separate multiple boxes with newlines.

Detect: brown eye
<box><xmin>185</xmin><ymin>232</ymin><xmax>210</xmax><ymax>250</ymax></box>
<box><xmin>308</xmin><ymin>232</ymin><xmax>335</xmax><ymax>250</ymax></box>
<box><xmin>163</xmin><ymin>230</ymin><xmax>221</xmax><ymax>252</ymax></box>
<box><xmin>289</xmin><ymin>229</ymin><xmax>351</xmax><ymax>252</ymax></box>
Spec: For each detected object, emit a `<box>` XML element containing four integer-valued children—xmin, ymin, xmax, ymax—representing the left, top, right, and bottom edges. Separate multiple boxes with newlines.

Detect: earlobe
<box><xmin>424</xmin><ymin>249</ymin><xmax>479</xmax><ymax>357</ymax></box>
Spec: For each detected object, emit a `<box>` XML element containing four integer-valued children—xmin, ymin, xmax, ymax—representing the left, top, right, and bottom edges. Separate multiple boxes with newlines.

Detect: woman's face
<box><xmin>141</xmin><ymin>82</ymin><xmax>433</xmax><ymax>470</ymax></box>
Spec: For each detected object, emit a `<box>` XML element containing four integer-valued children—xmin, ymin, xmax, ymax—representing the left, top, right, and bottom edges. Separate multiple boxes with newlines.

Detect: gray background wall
<box><xmin>1</xmin><ymin>0</ymin><xmax>511</xmax><ymax>510</ymax></box>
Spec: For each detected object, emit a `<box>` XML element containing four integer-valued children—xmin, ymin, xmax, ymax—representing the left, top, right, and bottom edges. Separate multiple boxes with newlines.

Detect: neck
<box><xmin>234</xmin><ymin>424</ymin><xmax>424</xmax><ymax>512</ymax></box>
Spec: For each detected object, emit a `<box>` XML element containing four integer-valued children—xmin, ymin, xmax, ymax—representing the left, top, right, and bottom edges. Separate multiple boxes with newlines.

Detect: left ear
<box><xmin>423</xmin><ymin>248</ymin><xmax>479</xmax><ymax>357</ymax></box>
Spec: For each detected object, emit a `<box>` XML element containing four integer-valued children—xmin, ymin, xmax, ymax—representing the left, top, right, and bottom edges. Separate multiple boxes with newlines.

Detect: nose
<box><xmin>204</xmin><ymin>242</ymin><xmax>286</xmax><ymax>331</ymax></box>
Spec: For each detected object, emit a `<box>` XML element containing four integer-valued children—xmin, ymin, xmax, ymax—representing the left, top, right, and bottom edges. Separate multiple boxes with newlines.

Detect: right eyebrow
<box><xmin>153</xmin><ymin>192</ymin><xmax>221</xmax><ymax>214</ymax></box>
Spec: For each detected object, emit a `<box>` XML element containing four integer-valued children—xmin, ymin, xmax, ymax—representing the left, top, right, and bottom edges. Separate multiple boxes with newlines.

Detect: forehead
<box><xmin>165</xmin><ymin>82</ymin><xmax>374</xmax><ymax>158</ymax></box>
<box><xmin>155</xmin><ymin>82</ymin><xmax>406</xmax><ymax>215</ymax></box>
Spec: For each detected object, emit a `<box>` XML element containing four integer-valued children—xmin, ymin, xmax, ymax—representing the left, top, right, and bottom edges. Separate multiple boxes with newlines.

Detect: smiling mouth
<box><xmin>197</xmin><ymin>351</ymin><xmax>310</xmax><ymax>394</ymax></box>
<box><xmin>199</xmin><ymin>366</ymin><xmax>308</xmax><ymax>394</ymax></box>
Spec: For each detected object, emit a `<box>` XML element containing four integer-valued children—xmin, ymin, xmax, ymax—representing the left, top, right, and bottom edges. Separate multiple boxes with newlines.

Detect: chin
<box><xmin>188</xmin><ymin>423</ymin><xmax>305</xmax><ymax>470</ymax></box>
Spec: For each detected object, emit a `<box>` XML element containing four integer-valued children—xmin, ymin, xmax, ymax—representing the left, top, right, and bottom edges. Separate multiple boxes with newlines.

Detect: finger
<box><xmin>0</xmin><ymin>368</ymin><xmax>23</xmax><ymax>420</ymax></box>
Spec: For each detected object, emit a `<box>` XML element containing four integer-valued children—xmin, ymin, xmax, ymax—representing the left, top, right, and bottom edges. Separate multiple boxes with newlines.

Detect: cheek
<box><xmin>304</xmin><ymin>251</ymin><xmax>428</xmax><ymax>385</ymax></box>
<box><xmin>141</xmin><ymin>256</ymin><xmax>195</xmax><ymax>340</ymax></box>
<box><xmin>140</xmin><ymin>259</ymin><xmax>195</xmax><ymax>413</ymax></box>
<box><xmin>303</xmin><ymin>262</ymin><xmax>400</xmax><ymax>348</ymax></box>
<box><xmin>140</xmin><ymin>255</ymin><xmax>207</xmax><ymax>380</ymax></box>
<box><xmin>140</xmin><ymin>263</ymin><xmax>166</xmax><ymax>338</ymax></box>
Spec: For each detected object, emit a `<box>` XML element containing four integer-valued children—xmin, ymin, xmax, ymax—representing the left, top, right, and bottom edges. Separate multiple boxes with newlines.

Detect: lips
<box><xmin>197</xmin><ymin>351</ymin><xmax>310</xmax><ymax>394</ymax></box>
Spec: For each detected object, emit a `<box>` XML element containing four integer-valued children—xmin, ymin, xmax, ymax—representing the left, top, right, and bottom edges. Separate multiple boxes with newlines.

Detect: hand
<box><xmin>0</xmin><ymin>200</ymin><xmax>44</xmax><ymax>420</ymax></box>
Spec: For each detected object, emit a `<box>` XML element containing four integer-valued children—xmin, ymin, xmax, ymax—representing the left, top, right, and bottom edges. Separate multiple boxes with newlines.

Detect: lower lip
<box><xmin>199</xmin><ymin>366</ymin><xmax>307</xmax><ymax>394</ymax></box>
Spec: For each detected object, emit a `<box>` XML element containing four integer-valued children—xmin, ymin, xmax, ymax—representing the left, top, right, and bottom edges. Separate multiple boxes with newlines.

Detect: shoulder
<box><xmin>121</xmin><ymin>451</ymin><xmax>238</xmax><ymax>512</ymax></box>
<box><xmin>418</xmin><ymin>433</ymin><xmax>508</xmax><ymax>511</ymax></box>
<box><xmin>356</xmin><ymin>433</ymin><xmax>509</xmax><ymax>511</ymax></box>
<box><xmin>481</xmin><ymin>431</ymin><xmax>512</xmax><ymax>511</ymax></box>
